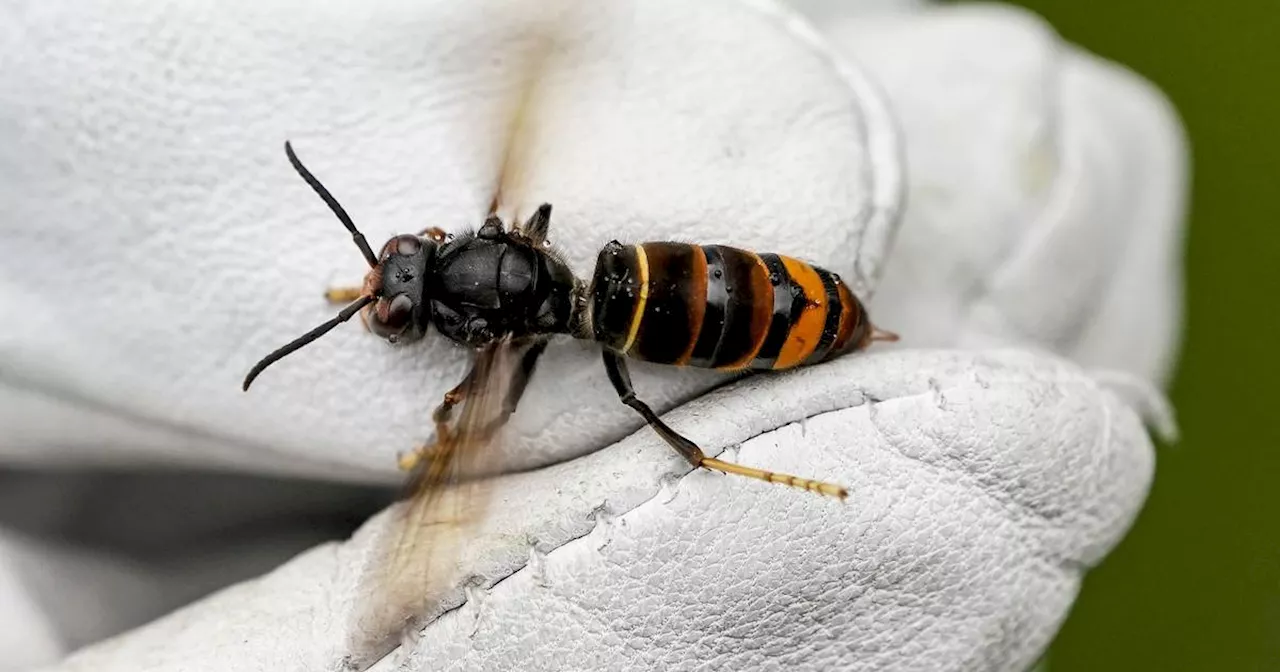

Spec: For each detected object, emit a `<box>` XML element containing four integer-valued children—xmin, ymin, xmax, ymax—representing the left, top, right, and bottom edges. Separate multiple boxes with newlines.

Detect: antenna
<box><xmin>285</xmin><ymin>141</ymin><xmax>379</xmax><ymax>268</ymax></box>
<box><xmin>242</xmin><ymin>294</ymin><xmax>376</xmax><ymax>391</ymax></box>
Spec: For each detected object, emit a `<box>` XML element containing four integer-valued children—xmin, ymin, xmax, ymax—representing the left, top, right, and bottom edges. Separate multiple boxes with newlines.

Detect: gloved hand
<box><xmin>0</xmin><ymin>1</ymin><xmax>1185</xmax><ymax>671</ymax></box>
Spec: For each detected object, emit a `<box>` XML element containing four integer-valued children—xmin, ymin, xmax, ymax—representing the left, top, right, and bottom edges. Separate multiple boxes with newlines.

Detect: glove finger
<box><xmin>390</xmin><ymin>349</ymin><xmax>1154</xmax><ymax>672</ymax></box>
<box><xmin>821</xmin><ymin>6</ymin><xmax>1188</xmax><ymax>384</ymax></box>
<box><xmin>0</xmin><ymin>0</ymin><xmax>901</xmax><ymax>478</ymax></box>
<box><xmin>46</xmin><ymin>348</ymin><xmax>1153</xmax><ymax>671</ymax></box>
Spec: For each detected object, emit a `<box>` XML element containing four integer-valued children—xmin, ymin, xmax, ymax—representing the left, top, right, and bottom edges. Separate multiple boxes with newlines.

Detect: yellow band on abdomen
<box><xmin>620</xmin><ymin>244</ymin><xmax>650</xmax><ymax>354</ymax></box>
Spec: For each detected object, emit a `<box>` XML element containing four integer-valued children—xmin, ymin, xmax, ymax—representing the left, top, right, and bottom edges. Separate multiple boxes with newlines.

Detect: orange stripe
<box><xmin>773</xmin><ymin>256</ymin><xmax>828</xmax><ymax>369</ymax></box>
<box><xmin>718</xmin><ymin>252</ymin><xmax>774</xmax><ymax>370</ymax></box>
<box><xmin>675</xmin><ymin>249</ymin><xmax>709</xmax><ymax>366</ymax></box>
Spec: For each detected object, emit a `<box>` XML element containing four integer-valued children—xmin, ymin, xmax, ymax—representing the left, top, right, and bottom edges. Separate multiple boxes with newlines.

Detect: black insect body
<box><xmin>244</xmin><ymin>142</ymin><xmax>897</xmax><ymax>500</ymax></box>
<box><xmin>422</xmin><ymin>213</ymin><xmax>578</xmax><ymax>348</ymax></box>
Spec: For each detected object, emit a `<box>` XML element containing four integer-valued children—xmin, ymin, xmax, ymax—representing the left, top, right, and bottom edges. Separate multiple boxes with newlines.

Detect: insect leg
<box><xmin>432</xmin><ymin>372</ymin><xmax>476</xmax><ymax>427</ymax></box>
<box><xmin>397</xmin><ymin>339</ymin><xmax>548</xmax><ymax>472</ymax></box>
<box><xmin>417</xmin><ymin>226</ymin><xmax>448</xmax><ymax>244</ymax></box>
<box><xmin>396</xmin><ymin>368</ymin><xmax>480</xmax><ymax>472</ymax></box>
<box><xmin>601</xmin><ymin>351</ymin><xmax>847</xmax><ymax>500</ymax></box>
<box><xmin>602</xmin><ymin>351</ymin><xmax>704</xmax><ymax>464</ymax></box>
<box><xmin>473</xmin><ymin>338</ymin><xmax>549</xmax><ymax>438</ymax></box>
<box><xmin>324</xmin><ymin>286</ymin><xmax>364</xmax><ymax>303</ymax></box>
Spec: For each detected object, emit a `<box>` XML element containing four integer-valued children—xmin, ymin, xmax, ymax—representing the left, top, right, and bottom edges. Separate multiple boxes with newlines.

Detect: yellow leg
<box><xmin>699</xmin><ymin>457</ymin><xmax>848</xmax><ymax>500</ymax></box>
<box><xmin>396</xmin><ymin>443</ymin><xmax>441</xmax><ymax>472</ymax></box>
<box><xmin>418</xmin><ymin>227</ymin><xmax>448</xmax><ymax>244</ymax></box>
<box><xmin>397</xmin><ymin>380</ymin><xmax>470</xmax><ymax>472</ymax></box>
<box><xmin>325</xmin><ymin>286</ymin><xmax>364</xmax><ymax>304</ymax></box>
<box><xmin>603</xmin><ymin>351</ymin><xmax>847</xmax><ymax>501</ymax></box>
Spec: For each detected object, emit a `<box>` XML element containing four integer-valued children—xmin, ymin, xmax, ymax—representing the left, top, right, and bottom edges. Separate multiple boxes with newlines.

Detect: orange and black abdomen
<box><xmin>589</xmin><ymin>241</ymin><xmax>871</xmax><ymax>371</ymax></box>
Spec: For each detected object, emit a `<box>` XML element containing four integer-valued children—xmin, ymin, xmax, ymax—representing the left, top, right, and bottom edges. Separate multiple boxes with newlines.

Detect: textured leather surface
<box><xmin>838</xmin><ymin>6</ymin><xmax>1188</xmax><ymax>386</ymax></box>
<box><xmin>0</xmin><ymin>1</ymin><xmax>1187</xmax><ymax>670</ymax></box>
<box><xmin>46</xmin><ymin>350</ymin><xmax>1155</xmax><ymax>672</ymax></box>
<box><xmin>0</xmin><ymin>0</ymin><xmax>900</xmax><ymax>479</ymax></box>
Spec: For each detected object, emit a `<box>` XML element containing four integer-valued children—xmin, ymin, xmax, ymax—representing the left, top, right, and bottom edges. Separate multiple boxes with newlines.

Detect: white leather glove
<box><xmin>0</xmin><ymin>1</ymin><xmax>1185</xmax><ymax>670</ymax></box>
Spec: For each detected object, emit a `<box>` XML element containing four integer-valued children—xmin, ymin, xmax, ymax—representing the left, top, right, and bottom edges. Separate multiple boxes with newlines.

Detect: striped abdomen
<box><xmin>588</xmin><ymin>241</ymin><xmax>872</xmax><ymax>370</ymax></box>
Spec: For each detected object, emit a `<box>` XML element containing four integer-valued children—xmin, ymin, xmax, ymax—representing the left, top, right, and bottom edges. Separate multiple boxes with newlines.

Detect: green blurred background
<box><xmin>966</xmin><ymin>1</ymin><xmax>1280</xmax><ymax>669</ymax></box>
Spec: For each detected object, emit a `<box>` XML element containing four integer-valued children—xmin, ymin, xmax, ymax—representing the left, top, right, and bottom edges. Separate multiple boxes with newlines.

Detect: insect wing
<box><xmin>482</xmin><ymin>0</ymin><xmax>589</xmax><ymax>227</ymax></box>
<box><xmin>486</xmin><ymin>42</ymin><xmax>550</xmax><ymax>222</ymax></box>
<box><xmin>346</xmin><ymin>341</ymin><xmax>523</xmax><ymax>667</ymax></box>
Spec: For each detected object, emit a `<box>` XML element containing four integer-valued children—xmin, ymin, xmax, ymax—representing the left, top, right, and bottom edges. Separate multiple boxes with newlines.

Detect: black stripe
<box><xmin>805</xmin><ymin>267</ymin><xmax>843</xmax><ymax>364</ymax></box>
<box><xmin>752</xmin><ymin>254</ymin><xmax>795</xmax><ymax>368</ymax></box>
<box><xmin>588</xmin><ymin>241</ymin><xmax>640</xmax><ymax>350</ymax></box>
<box><xmin>710</xmin><ymin>247</ymin><xmax>764</xmax><ymax>368</ymax></box>
<box><xmin>688</xmin><ymin>245</ymin><xmax>727</xmax><ymax>367</ymax></box>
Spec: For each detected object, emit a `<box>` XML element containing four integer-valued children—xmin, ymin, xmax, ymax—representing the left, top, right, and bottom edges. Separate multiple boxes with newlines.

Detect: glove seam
<box><xmin>739</xmin><ymin>0</ymin><xmax>906</xmax><ymax>297</ymax></box>
<box><xmin>463</xmin><ymin>369</ymin><xmax>1124</xmax><ymax>631</ymax></box>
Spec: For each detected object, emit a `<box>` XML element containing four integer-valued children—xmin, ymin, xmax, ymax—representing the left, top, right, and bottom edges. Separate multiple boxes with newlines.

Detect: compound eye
<box><xmin>395</xmin><ymin>235</ymin><xmax>421</xmax><ymax>256</ymax></box>
<box><xmin>384</xmin><ymin>294</ymin><xmax>413</xmax><ymax>328</ymax></box>
<box><xmin>370</xmin><ymin>294</ymin><xmax>414</xmax><ymax>339</ymax></box>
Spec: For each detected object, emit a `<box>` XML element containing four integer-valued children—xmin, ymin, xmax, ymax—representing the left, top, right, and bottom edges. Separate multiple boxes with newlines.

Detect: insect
<box><xmin>241</xmin><ymin>20</ymin><xmax>896</xmax><ymax>665</ymax></box>
<box><xmin>242</xmin><ymin>141</ymin><xmax>897</xmax><ymax>499</ymax></box>
<box><xmin>243</xmin><ymin>148</ymin><xmax>896</xmax><ymax>663</ymax></box>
